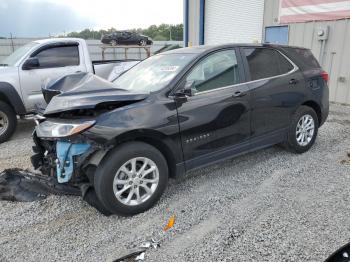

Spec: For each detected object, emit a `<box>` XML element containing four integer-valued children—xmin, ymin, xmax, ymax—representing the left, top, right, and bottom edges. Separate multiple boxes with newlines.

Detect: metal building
<box><xmin>184</xmin><ymin>0</ymin><xmax>350</xmax><ymax>105</ymax></box>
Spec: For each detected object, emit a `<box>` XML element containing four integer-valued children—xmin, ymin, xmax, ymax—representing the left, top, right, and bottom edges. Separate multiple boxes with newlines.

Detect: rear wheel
<box><xmin>94</xmin><ymin>141</ymin><xmax>168</xmax><ymax>216</ymax></box>
<box><xmin>139</xmin><ymin>39</ymin><xmax>147</xmax><ymax>46</ymax></box>
<box><xmin>284</xmin><ymin>106</ymin><xmax>318</xmax><ymax>154</ymax></box>
<box><xmin>110</xmin><ymin>39</ymin><xmax>118</xmax><ymax>46</ymax></box>
<box><xmin>0</xmin><ymin>101</ymin><xmax>17</xmax><ymax>143</ymax></box>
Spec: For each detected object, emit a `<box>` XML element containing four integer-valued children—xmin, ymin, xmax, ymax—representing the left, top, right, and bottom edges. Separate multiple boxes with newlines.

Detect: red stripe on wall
<box><xmin>280</xmin><ymin>9</ymin><xmax>350</xmax><ymax>22</ymax></box>
<box><xmin>281</xmin><ymin>0</ymin><xmax>349</xmax><ymax>8</ymax></box>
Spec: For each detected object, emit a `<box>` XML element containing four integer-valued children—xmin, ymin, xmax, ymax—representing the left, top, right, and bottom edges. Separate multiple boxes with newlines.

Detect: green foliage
<box><xmin>64</xmin><ymin>24</ymin><xmax>183</xmax><ymax>41</ymax></box>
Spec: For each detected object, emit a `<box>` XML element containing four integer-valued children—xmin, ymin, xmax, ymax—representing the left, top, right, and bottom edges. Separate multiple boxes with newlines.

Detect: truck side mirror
<box><xmin>175</xmin><ymin>80</ymin><xmax>197</xmax><ymax>97</ymax></box>
<box><xmin>22</xmin><ymin>57</ymin><xmax>40</xmax><ymax>70</ymax></box>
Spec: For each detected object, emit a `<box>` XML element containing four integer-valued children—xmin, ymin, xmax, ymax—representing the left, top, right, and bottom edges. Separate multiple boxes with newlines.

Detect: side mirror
<box><xmin>175</xmin><ymin>80</ymin><xmax>197</xmax><ymax>97</ymax></box>
<box><xmin>22</xmin><ymin>57</ymin><xmax>39</xmax><ymax>70</ymax></box>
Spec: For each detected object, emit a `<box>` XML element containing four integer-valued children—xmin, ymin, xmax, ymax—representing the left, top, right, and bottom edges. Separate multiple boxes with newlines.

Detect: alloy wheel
<box><xmin>296</xmin><ymin>114</ymin><xmax>315</xmax><ymax>146</ymax></box>
<box><xmin>0</xmin><ymin>111</ymin><xmax>9</xmax><ymax>136</ymax></box>
<box><xmin>113</xmin><ymin>157</ymin><xmax>159</xmax><ymax>206</ymax></box>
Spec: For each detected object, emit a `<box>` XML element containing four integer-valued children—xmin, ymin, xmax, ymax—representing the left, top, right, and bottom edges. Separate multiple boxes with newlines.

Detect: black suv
<box><xmin>32</xmin><ymin>44</ymin><xmax>329</xmax><ymax>216</ymax></box>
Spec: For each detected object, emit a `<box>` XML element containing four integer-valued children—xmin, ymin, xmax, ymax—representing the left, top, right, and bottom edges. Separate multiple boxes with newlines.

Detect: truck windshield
<box><xmin>0</xmin><ymin>42</ymin><xmax>39</xmax><ymax>66</ymax></box>
<box><xmin>112</xmin><ymin>53</ymin><xmax>196</xmax><ymax>92</ymax></box>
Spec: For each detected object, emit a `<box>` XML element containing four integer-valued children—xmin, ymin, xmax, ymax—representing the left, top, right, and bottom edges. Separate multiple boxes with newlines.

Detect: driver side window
<box><xmin>186</xmin><ymin>49</ymin><xmax>240</xmax><ymax>93</ymax></box>
<box><xmin>34</xmin><ymin>45</ymin><xmax>79</xmax><ymax>69</ymax></box>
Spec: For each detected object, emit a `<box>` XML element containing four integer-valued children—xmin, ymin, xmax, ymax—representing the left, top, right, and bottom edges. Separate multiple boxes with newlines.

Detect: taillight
<box><xmin>321</xmin><ymin>71</ymin><xmax>329</xmax><ymax>84</ymax></box>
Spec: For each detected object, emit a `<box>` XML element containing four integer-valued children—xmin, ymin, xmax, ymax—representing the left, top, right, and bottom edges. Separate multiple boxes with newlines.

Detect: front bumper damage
<box><xmin>31</xmin><ymin>132</ymin><xmax>112</xmax><ymax>215</ymax></box>
<box><xmin>55</xmin><ymin>141</ymin><xmax>91</xmax><ymax>183</ymax></box>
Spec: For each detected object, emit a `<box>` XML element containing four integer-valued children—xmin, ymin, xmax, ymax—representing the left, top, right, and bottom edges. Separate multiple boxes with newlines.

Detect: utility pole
<box><xmin>10</xmin><ymin>33</ymin><xmax>14</xmax><ymax>52</ymax></box>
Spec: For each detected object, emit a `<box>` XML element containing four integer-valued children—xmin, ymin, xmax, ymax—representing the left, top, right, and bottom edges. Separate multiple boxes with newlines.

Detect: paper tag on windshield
<box><xmin>159</xmin><ymin>66</ymin><xmax>179</xmax><ymax>72</ymax></box>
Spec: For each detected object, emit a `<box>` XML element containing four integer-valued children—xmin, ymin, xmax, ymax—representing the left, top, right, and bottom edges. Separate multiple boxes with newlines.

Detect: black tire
<box><xmin>110</xmin><ymin>40</ymin><xmax>118</xmax><ymax>46</ymax></box>
<box><xmin>284</xmin><ymin>105</ymin><xmax>319</xmax><ymax>154</ymax></box>
<box><xmin>0</xmin><ymin>101</ymin><xmax>17</xmax><ymax>143</ymax></box>
<box><xmin>94</xmin><ymin>141</ymin><xmax>168</xmax><ymax>216</ymax></box>
<box><xmin>139</xmin><ymin>39</ymin><xmax>147</xmax><ymax>46</ymax></box>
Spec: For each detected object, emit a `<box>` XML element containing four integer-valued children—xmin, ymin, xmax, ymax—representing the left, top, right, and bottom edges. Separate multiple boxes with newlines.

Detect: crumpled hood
<box><xmin>43</xmin><ymin>72</ymin><xmax>149</xmax><ymax>116</ymax></box>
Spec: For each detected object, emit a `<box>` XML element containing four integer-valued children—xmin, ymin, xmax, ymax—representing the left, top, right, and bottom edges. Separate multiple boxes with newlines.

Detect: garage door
<box><xmin>204</xmin><ymin>0</ymin><xmax>264</xmax><ymax>45</ymax></box>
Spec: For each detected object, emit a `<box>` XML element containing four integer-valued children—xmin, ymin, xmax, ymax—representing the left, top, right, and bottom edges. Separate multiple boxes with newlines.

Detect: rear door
<box><xmin>240</xmin><ymin>47</ymin><xmax>306</xmax><ymax>138</ymax></box>
<box><xmin>175</xmin><ymin>48</ymin><xmax>251</xmax><ymax>168</ymax></box>
<box><xmin>19</xmin><ymin>43</ymin><xmax>86</xmax><ymax>111</ymax></box>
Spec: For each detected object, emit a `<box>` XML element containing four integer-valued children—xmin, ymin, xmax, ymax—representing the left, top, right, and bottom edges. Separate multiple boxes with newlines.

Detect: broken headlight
<box><xmin>36</xmin><ymin>119</ymin><xmax>95</xmax><ymax>138</ymax></box>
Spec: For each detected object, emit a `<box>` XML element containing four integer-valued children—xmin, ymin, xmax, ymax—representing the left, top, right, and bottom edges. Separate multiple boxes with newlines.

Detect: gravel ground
<box><xmin>0</xmin><ymin>103</ymin><xmax>349</xmax><ymax>262</ymax></box>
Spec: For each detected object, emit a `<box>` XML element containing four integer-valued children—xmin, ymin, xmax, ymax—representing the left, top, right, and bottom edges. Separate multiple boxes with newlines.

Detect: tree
<box><xmin>64</xmin><ymin>24</ymin><xmax>183</xmax><ymax>41</ymax></box>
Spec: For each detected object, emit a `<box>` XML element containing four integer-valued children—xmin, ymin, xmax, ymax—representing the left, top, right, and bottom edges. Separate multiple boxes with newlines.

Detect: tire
<box><xmin>0</xmin><ymin>101</ymin><xmax>17</xmax><ymax>143</ymax></box>
<box><xmin>94</xmin><ymin>141</ymin><xmax>168</xmax><ymax>216</ymax></box>
<box><xmin>139</xmin><ymin>39</ymin><xmax>147</xmax><ymax>46</ymax></box>
<box><xmin>284</xmin><ymin>105</ymin><xmax>319</xmax><ymax>154</ymax></box>
<box><xmin>111</xmin><ymin>40</ymin><xmax>118</xmax><ymax>46</ymax></box>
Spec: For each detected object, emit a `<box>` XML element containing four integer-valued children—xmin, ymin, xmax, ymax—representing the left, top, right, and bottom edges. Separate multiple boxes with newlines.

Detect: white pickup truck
<box><xmin>0</xmin><ymin>38</ymin><xmax>139</xmax><ymax>142</ymax></box>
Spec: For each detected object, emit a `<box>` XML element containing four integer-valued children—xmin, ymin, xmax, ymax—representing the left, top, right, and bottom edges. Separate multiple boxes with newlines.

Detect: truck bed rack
<box><xmin>100</xmin><ymin>45</ymin><xmax>151</xmax><ymax>60</ymax></box>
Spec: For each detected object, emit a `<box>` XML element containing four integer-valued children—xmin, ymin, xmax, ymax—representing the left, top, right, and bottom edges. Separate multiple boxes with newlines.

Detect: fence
<box><xmin>0</xmin><ymin>38</ymin><xmax>182</xmax><ymax>61</ymax></box>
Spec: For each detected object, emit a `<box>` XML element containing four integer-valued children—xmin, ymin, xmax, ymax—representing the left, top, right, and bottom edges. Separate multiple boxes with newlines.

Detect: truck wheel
<box><xmin>94</xmin><ymin>141</ymin><xmax>168</xmax><ymax>216</ymax></box>
<box><xmin>0</xmin><ymin>101</ymin><xmax>17</xmax><ymax>143</ymax></box>
<box><xmin>284</xmin><ymin>106</ymin><xmax>319</xmax><ymax>154</ymax></box>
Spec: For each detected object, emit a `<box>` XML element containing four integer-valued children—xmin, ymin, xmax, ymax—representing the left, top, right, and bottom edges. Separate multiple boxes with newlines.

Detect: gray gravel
<box><xmin>0</xmin><ymin>103</ymin><xmax>349</xmax><ymax>262</ymax></box>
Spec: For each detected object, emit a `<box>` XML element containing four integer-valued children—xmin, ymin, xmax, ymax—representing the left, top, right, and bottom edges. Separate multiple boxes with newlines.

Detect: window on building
<box><xmin>243</xmin><ymin>48</ymin><xmax>294</xmax><ymax>81</ymax></box>
<box><xmin>35</xmin><ymin>45</ymin><xmax>79</xmax><ymax>68</ymax></box>
<box><xmin>186</xmin><ymin>49</ymin><xmax>240</xmax><ymax>93</ymax></box>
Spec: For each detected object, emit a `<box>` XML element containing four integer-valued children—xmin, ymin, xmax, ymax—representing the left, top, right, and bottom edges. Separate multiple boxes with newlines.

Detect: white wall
<box><xmin>204</xmin><ymin>0</ymin><xmax>264</xmax><ymax>44</ymax></box>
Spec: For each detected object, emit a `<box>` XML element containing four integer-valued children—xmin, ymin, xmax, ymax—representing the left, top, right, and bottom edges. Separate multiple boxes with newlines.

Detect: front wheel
<box><xmin>284</xmin><ymin>106</ymin><xmax>319</xmax><ymax>154</ymax></box>
<box><xmin>94</xmin><ymin>141</ymin><xmax>168</xmax><ymax>216</ymax></box>
<box><xmin>0</xmin><ymin>101</ymin><xmax>17</xmax><ymax>143</ymax></box>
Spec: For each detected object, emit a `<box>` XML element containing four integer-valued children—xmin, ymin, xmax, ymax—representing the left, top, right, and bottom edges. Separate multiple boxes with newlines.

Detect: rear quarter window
<box><xmin>243</xmin><ymin>48</ymin><xmax>294</xmax><ymax>81</ymax></box>
<box><xmin>282</xmin><ymin>47</ymin><xmax>320</xmax><ymax>70</ymax></box>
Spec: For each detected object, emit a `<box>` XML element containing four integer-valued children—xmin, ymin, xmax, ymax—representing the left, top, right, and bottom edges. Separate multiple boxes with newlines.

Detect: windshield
<box><xmin>112</xmin><ymin>53</ymin><xmax>196</xmax><ymax>92</ymax></box>
<box><xmin>0</xmin><ymin>42</ymin><xmax>39</xmax><ymax>66</ymax></box>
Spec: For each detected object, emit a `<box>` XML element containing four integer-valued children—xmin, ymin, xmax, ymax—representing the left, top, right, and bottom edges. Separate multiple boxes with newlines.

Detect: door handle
<box><xmin>289</xmin><ymin>78</ymin><xmax>298</xmax><ymax>85</ymax></box>
<box><xmin>232</xmin><ymin>91</ymin><xmax>247</xmax><ymax>97</ymax></box>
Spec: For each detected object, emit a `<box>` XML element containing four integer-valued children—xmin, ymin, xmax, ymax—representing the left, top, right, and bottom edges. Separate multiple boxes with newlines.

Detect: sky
<box><xmin>0</xmin><ymin>0</ymin><xmax>183</xmax><ymax>37</ymax></box>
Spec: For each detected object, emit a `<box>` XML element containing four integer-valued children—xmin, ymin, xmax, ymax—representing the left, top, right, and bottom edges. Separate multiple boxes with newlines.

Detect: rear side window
<box><xmin>35</xmin><ymin>45</ymin><xmax>79</xmax><ymax>68</ymax></box>
<box><xmin>282</xmin><ymin>47</ymin><xmax>320</xmax><ymax>70</ymax></box>
<box><xmin>243</xmin><ymin>48</ymin><xmax>294</xmax><ymax>81</ymax></box>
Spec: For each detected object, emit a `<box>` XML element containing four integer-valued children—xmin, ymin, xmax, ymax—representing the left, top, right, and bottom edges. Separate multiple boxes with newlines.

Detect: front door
<box><xmin>175</xmin><ymin>49</ymin><xmax>251</xmax><ymax>169</ymax></box>
<box><xmin>19</xmin><ymin>43</ymin><xmax>86</xmax><ymax>111</ymax></box>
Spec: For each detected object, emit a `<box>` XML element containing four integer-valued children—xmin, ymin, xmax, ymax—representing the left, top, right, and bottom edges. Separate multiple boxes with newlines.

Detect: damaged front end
<box><xmin>31</xmin><ymin>128</ymin><xmax>112</xmax><ymax>215</ymax></box>
<box><xmin>30</xmin><ymin>73</ymin><xmax>148</xmax><ymax>214</ymax></box>
<box><xmin>32</xmin><ymin>72</ymin><xmax>147</xmax><ymax>182</ymax></box>
<box><xmin>31</xmin><ymin>119</ymin><xmax>98</xmax><ymax>185</ymax></box>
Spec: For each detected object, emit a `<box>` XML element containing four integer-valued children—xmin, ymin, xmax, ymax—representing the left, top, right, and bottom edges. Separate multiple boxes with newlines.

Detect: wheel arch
<box><xmin>107</xmin><ymin>129</ymin><xmax>181</xmax><ymax>178</ymax></box>
<box><xmin>0</xmin><ymin>82</ymin><xmax>26</xmax><ymax>115</ymax></box>
<box><xmin>301</xmin><ymin>100</ymin><xmax>322</xmax><ymax>126</ymax></box>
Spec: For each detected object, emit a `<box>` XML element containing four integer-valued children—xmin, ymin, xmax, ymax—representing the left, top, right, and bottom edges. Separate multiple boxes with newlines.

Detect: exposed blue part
<box><xmin>56</xmin><ymin>141</ymin><xmax>91</xmax><ymax>183</ymax></box>
<box><xmin>184</xmin><ymin>0</ymin><xmax>189</xmax><ymax>47</ymax></box>
<box><xmin>199</xmin><ymin>0</ymin><xmax>205</xmax><ymax>45</ymax></box>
